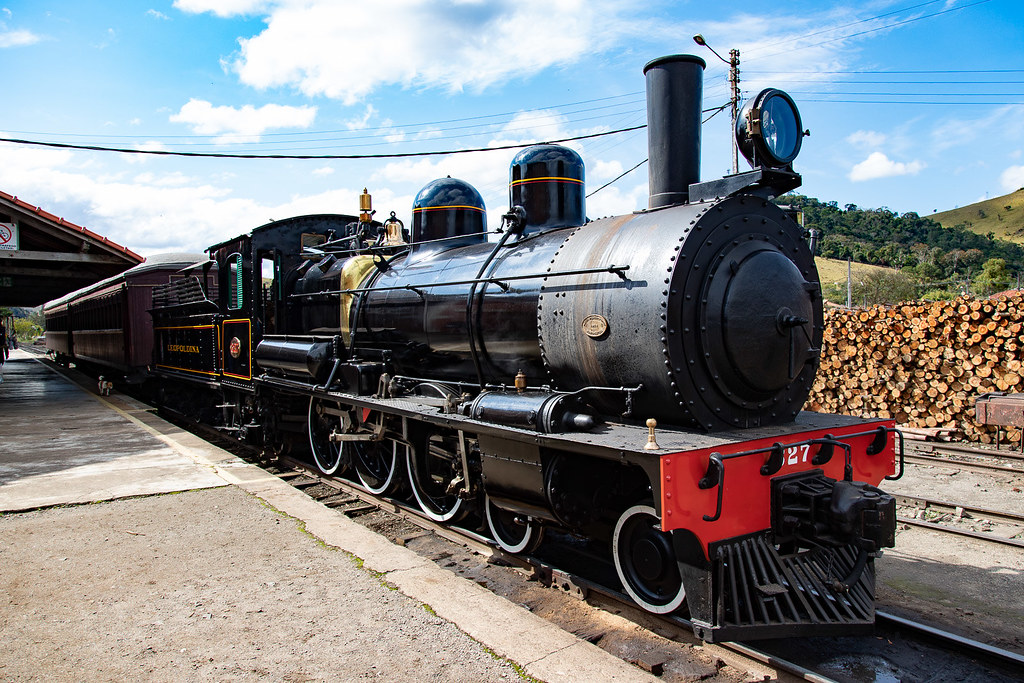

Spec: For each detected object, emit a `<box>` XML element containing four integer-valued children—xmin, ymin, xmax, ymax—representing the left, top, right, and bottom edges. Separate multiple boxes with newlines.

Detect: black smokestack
<box><xmin>644</xmin><ymin>55</ymin><xmax>706</xmax><ymax>209</ymax></box>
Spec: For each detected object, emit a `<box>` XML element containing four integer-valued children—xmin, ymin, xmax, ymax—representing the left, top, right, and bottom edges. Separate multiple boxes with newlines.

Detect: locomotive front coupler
<box><xmin>770</xmin><ymin>470</ymin><xmax>897</xmax><ymax>576</ymax></box>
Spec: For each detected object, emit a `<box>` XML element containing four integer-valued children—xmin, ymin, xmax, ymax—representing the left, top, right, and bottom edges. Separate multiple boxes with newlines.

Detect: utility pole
<box><xmin>847</xmin><ymin>257</ymin><xmax>852</xmax><ymax>308</ymax></box>
<box><xmin>728</xmin><ymin>48</ymin><xmax>740</xmax><ymax>175</ymax></box>
<box><xmin>693</xmin><ymin>35</ymin><xmax>741</xmax><ymax>175</ymax></box>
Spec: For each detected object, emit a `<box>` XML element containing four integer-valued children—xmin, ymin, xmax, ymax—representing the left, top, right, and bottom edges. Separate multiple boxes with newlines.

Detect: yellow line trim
<box><xmin>221</xmin><ymin>319</ymin><xmax>252</xmax><ymax>382</ymax></box>
<box><xmin>156</xmin><ymin>364</ymin><xmax>219</xmax><ymax>377</ymax></box>
<box><xmin>412</xmin><ymin>205</ymin><xmax>486</xmax><ymax>213</ymax></box>
<box><xmin>155</xmin><ymin>325</ymin><xmax>216</xmax><ymax>331</ymax></box>
<box><xmin>222</xmin><ymin>372</ymin><xmax>251</xmax><ymax>380</ymax></box>
<box><xmin>509</xmin><ymin>177</ymin><xmax>583</xmax><ymax>186</ymax></box>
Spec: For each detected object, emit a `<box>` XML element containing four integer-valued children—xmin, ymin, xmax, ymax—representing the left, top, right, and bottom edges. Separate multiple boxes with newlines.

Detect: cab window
<box><xmin>227</xmin><ymin>253</ymin><xmax>243</xmax><ymax>310</ymax></box>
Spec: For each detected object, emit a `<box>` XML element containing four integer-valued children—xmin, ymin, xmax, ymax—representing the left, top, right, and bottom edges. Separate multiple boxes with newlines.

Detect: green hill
<box><xmin>932</xmin><ymin>188</ymin><xmax>1024</xmax><ymax>244</ymax></box>
<box><xmin>815</xmin><ymin>257</ymin><xmax>891</xmax><ymax>287</ymax></box>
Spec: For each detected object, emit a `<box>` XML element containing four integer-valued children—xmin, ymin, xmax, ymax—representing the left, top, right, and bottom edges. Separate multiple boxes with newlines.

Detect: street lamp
<box><xmin>693</xmin><ymin>34</ymin><xmax>740</xmax><ymax>175</ymax></box>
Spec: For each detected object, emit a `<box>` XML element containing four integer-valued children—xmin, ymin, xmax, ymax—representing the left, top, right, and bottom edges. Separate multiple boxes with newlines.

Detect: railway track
<box><xmin>273</xmin><ymin>455</ymin><xmax>835</xmax><ymax>682</ymax></box>
<box><xmin>905</xmin><ymin>440</ymin><xmax>1024</xmax><ymax>476</ymax></box>
<box><xmin>268</xmin><ymin>454</ymin><xmax>1024</xmax><ymax>683</ymax></box>
<box><xmin>895</xmin><ymin>493</ymin><xmax>1024</xmax><ymax>548</ymax></box>
<box><xmin>874</xmin><ymin>611</ymin><xmax>1024</xmax><ymax>674</ymax></box>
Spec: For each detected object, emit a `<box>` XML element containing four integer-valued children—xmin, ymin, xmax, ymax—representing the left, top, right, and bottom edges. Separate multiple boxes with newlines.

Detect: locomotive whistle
<box><xmin>514</xmin><ymin>370</ymin><xmax>527</xmax><ymax>393</ymax></box>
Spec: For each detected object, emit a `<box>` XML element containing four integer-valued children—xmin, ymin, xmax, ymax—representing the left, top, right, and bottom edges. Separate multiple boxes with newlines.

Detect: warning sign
<box><xmin>0</xmin><ymin>222</ymin><xmax>17</xmax><ymax>251</ymax></box>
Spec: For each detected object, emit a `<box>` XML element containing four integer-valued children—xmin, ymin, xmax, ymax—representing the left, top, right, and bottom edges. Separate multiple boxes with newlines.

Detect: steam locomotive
<box><xmin>48</xmin><ymin>55</ymin><xmax>902</xmax><ymax>641</ymax></box>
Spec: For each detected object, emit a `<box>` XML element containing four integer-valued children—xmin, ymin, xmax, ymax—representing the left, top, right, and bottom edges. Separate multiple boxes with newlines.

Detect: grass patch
<box><xmin>933</xmin><ymin>188</ymin><xmax>1024</xmax><ymax>244</ymax></box>
<box><xmin>479</xmin><ymin>642</ymin><xmax>542</xmax><ymax>682</ymax></box>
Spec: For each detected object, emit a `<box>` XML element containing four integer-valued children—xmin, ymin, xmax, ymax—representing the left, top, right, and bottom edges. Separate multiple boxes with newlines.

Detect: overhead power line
<box><xmin>2</xmin><ymin>91</ymin><xmax>647</xmax><ymax>142</ymax></box>
<box><xmin>744</xmin><ymin>0</ymin><xmax>956</xmax><ymax>55</ymax></box>
<box><xmin>586</xmin><ymin>159</ymin><xmax>648</xmax><ymax>198</ymax></box>
<box><xmin>752</xmin><ymin>0</ymin><xmax>994</xmax><ymax>60</ymax></box>
<box><xmin>799</xmin><ymin>98</ymin><xmax>1024</xmax><ymax>105</ymax></box>
<box><xmin>744</xmin><ymin>69</ymin><xmax>1024</xmax><ymax>75</ymax></box>
<box><xmin>0</xmin><ymin>125</ymin><xmax>647</xmax><ymax>160</ymax></box>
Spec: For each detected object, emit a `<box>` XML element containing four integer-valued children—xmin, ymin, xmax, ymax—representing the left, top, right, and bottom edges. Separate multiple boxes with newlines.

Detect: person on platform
<box><xmin>0</xmin><ymin>321</ymin><xmax>8</xmax><ymax>364</ymax></box>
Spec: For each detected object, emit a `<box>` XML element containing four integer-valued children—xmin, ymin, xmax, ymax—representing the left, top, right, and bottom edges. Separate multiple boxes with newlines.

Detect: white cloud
<box><xmin>0</xmin><ymin>29</ymin><xmax>40</xmax><ymax>48</ymax></box>
<box><xmin>172</xmin><ymin>0</ymin><xmax>269</xmax><ymax>17</ymax></box>
<box><xmin>590</xmin><ymin>159</ymin><xmax>624</xmax><ymax>182</ymax></box>
<box><xmin>1000</xmin><ymin>165</ymin><xmax>1024</xmax><ymax>192</ymax></box>
<box><xmin>169</xmin><ymin>99</ymin><xmax>316</xmax><ymax>143</ymax></box>
<box><xmin>345</xmin><ymin>105</ymin><xmax>377</xmax><ymax>131</ymax></box>
<box><xmin>929</xmin><ymin>105</ymin><xmax>1019</xmax><ymax>153</ymax></box>
<box><xmin>87</xmin><ymin>27</ymin><xmax>118</xmax><ymax>50</ymax></box>
<box><xmin>177</xmin><ymin>0</ymin><xmax>630</xmax><ymax>104</ymax></box>
<box><xmin>311</xmin><ymin>166</ymin><xmax>334</xmax><ymax>176</ymax></box>
<box><xmin>0</xmin><ymin>141</ymin><xmax>346</xmax><ymax>254</ymax></box>
<box><xmin>848</xmin><ymin>152</ymin><xmax>925</xmax><ymax>182</ymax></box>
<box><xmin>133</xmin><ymin>171</ymin><xmax>196</xmax><ymax>187</ymax></box>
<box><xmin>146</xmin><ymin>9</ymin><xmax>170</xmax><ymax>20</ymax></box>
<box><xmin>586</xmin><ymin>182</ymin><xmax>647</xmax><ymax>221</ymax></box>
<box><xmin>121</xmin><ymin>140</ymin><xmax>171</xmax><ymax>165</ymax></box>
<box><xmin>134</xmin><ymin>140</ymin><xmax>169</xmax><ymax>152</ymax></box>
<box><xmin>846</xmin><ymin>130</ymin><xmax>886</xmax><ymax>149</ymax></box>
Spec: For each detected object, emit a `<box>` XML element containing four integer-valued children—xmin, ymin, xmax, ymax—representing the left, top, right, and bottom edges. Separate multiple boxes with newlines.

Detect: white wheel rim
<box><xmin>485</xmin><ymin>496</ymin><xmax>537</xmax><ymax>554</ymax></box>
<box><xmin>357</xmin><ymin>441</ymin><xmax>400</xmax><ymax>495</ymax></box>
<box><xmin>307</xmin><ymin>397</ymin><xmax>342</xmax><ymax>475</ymax></box>
<box><xmin>406</xmin><ymin>446</ymin><xmax>462</xmax><ymax>522</ymax></box>
<box><xmin>612</xmin><ymin>505</ymin><xmax>686</xmax><ymax>614</ymax></box>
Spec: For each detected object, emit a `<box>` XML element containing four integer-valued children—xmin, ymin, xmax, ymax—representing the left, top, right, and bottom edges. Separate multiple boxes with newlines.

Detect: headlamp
<box><xmin>736</xmin><ymin>89</ymin><xmax>804</xmax><ymax>169</ymax></box>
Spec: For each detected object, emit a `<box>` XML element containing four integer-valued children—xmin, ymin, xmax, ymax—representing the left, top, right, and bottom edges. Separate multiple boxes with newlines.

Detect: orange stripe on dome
<box><xmin>509</xmin><ymin>177</ymin><xmax>584</xmax><ymax>186</ymax></box>
<box><xmin>412</xmin><ymin>205</ymin><xmax>486</xmax><ymax>212</ymax></box>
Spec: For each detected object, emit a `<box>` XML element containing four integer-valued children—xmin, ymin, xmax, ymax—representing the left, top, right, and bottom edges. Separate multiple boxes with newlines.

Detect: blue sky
<box><xmin>1</xmin><ymin>0</ymin><xmax>1022</xmax><ymax>256</ymax></box>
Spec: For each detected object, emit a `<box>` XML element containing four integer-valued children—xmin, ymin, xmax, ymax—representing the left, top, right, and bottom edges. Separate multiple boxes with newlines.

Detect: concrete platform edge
<box><xmin>92</xmin><ymin>390</ymin><xmax>657</xmax><ymax>683</ymax></box>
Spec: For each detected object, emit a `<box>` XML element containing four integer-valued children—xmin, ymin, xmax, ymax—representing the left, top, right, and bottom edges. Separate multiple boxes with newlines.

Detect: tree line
<box><xmin>781</xmin><ymin>195</ymin><xmax>1024</xmax><ymax>304</ymax></box>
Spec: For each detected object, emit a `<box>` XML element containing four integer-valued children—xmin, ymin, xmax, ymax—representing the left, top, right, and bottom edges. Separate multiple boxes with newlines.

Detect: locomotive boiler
<box><xmin>141</xmin><ymin>54</ymin><xmax>902</xmax><ymax>641</ymax></box>
<box><xmin>284</xmin><ymin>56</ymin><xmax>819</xmax><ymax>434</ymax></box>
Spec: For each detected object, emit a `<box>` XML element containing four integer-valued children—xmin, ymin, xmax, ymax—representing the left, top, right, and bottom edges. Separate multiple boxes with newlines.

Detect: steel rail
<box><xmin>895</xmin><ymin>491</ymin><xmax>1024</xmax><ymax>549</ymax></box>
<box><xmin>907</xmin><ymin>440</ymin><xmax>1024</xmax><ymax>463</ymax></box>
<box><xmin>905</xmin><ymin>452</ymin><xmax>1024</xmax><ymax>475</ymax></box>
<box><xmin>276</xmin><ymin>455</ymin><xmax>503</xmax><ymax>557</ymax></box>
<box><xmin>896</xmin><ymin>516</ymin><xmax>1024</xmax><ymax>548</ymax></box>
<box><xmin>896</xmin><ymin>494</ymin><xmax>1024</xmax><ymax>526</ymax></box>
<box><xmin>169</xmin><ymin>417</ymin><xmax>1016</xmax><ymax>682</ymax></box>
<box><xmin>875</xmin><ymin>611</ymin><xmax>1024</xmax><ymax>672</ymax></box>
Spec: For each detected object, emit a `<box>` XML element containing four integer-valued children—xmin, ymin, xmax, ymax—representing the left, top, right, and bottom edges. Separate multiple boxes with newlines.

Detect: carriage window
<box><xmin>227</xmin><ymin>253</ymin><xmax>243</xmax><ymax>310</ymax></box>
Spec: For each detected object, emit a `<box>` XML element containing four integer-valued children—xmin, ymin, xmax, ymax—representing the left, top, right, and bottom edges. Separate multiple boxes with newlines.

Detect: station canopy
<box><xmin>0</xmin><ymin>190</ymin><xmax>143</xmax><ymax>307</ymax></box>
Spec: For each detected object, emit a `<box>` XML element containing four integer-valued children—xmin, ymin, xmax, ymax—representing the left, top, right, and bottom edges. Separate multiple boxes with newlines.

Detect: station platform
<box><xmin>0</xmin><ymin>350</ymin><xmax>657</xmax><ymax>682</ymax></box>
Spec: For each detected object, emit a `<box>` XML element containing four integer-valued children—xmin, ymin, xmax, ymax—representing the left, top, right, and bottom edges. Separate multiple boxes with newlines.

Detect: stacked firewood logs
<box><xmin>806</xmin><ymin>291</ymin><xmax>1024</xmax><ymax>445</ymax></box>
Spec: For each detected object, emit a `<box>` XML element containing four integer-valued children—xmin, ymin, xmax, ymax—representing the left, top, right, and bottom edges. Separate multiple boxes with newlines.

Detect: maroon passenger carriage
<box><xmin>52</xmin><ymin>54</ymin><xmax>904</xmax><ymax>642</ymax></box>
<box><xmin>43</xmin><ymin>253</ymin><xmax>204</xmax><ymax>383</ymax></box>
